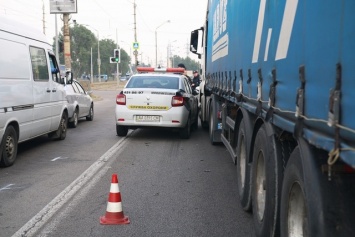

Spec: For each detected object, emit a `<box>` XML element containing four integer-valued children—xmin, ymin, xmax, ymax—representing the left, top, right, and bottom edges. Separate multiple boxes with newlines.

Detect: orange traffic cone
<box><xmin>100</xmin><ymin>173</ymin><xmax>130</xmax><ymax>225</ymax></box>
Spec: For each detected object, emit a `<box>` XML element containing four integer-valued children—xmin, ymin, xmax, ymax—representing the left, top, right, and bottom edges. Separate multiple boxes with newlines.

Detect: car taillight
<box><xmin>116</xmin><ymin>94</ymin><xmax>126</xmax><ymax>105</ymax></box>
<box><xmin>172</xmin><ymin>95</ymin><xmax>184</xmax><ymax>107</ymax></box>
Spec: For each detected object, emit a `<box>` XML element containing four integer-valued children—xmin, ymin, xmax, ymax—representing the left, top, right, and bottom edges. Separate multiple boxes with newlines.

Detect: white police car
<box><xmin>115</xmin><ymin>67</ymin><xmax>199</xmax><ymax>139</ymax></box>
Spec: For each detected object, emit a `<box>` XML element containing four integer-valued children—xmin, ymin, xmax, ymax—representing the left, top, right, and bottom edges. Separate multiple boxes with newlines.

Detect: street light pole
<box><xmin>81</xmin><ymin>24</ymin><xmax>100</xmax><ymax>83</ymax></box>
<box><xmin>155</xmin><ymin>20</ymin><xmax>170</xmax><ymax>67</ymax></box>
<box><xmin>97</xmin><ymin>31</ymin><xmax>101</xmax><ymax>82</ymax></box>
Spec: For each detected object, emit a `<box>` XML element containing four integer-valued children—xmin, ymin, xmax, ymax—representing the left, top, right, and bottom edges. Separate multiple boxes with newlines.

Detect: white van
<box><xmin>0</xmin><ymin>16</ymin><xmax>71</xmax><ymax>167</ymax></box>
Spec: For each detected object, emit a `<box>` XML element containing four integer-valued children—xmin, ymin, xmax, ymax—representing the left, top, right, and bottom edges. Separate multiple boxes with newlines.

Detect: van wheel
<box><xmin>116</xmin><ymin>125</ymin><xmax>128</xmax><ymax>136</ymax></box>
<box><xmin>86</xmin><ymin>104</ymin><xmax>94</xmax><ymax>121</ymax></box>
<box><xmin>69</xmin><ymin>109</ymin><xmax>78</xmax><ymax>128</ymax></box>
<box><xmin>0</xmin><ymin>125</ymin><xmax>18</xmax><ymax>167</ymax></box>
<box><xmin>179</xmin><ymin>117</ymin><xmax>191</xmax><ymax>139</ymax></box>
<box><xmin>49</xmin><ymin>112</ymin><xmax>68</xmax><ymax>140</ymax></box>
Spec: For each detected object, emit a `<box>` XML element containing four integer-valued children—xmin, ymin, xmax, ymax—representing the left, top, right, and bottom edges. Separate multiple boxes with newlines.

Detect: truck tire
<box><xmin>251</xmin><ymin>124</ymin><xmax>286</xmax><ymax>237</ymax></box>
<box><xmin>280</xmin><ymin>147</ymin><xmax>308</xmax><ymax>237</ymax></box>
<box><xmin>281</xmin><ymin>142</ymin><xmax>355</xmax><ymax>237</ymax></box>
<box><xmin>208</xmin><ymin>97</ymin><xmax>220</xmax><ymax>145</ymax></box>
<box><xmin>236</xmin><ymin>118</ymin><xmax>252</xmax><ymax>211</ymax></box>
<box><xmin>0</xmin><ymin>125</ymin><xmax>18</xmax><ymax>167</ymax></box>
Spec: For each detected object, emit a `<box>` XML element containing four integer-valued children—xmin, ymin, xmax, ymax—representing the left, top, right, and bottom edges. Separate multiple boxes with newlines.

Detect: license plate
<box><xmin>136</xmin><ymin>115</ymin><xmax>160</xmax><ymax>122</ymax></box>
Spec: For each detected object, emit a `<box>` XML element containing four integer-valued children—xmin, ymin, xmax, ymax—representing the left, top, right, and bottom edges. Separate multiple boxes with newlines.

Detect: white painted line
<box><xmin>0</xmin><ymin>184</ymin><xmax>14</xmax><ymax>192</ymax></box>
<box><xmin>51</xmin><ymin>157</ymin><xmax>69</xmax><ymax>161</ymax></box>
<box><xmin>12</xmin><ymin>132</ymin><xmax>132</xmax><ymax>237</ymax></box>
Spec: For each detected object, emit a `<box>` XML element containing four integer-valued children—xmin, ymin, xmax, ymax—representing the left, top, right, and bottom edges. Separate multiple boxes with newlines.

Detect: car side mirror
<box><xmin>65</xmin><ymin>71</ymin><xmax>73</xmax><ymax>84</ymax></box>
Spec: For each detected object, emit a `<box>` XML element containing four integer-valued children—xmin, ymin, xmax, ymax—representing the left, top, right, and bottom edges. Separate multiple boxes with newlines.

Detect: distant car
<box><xmin>115</xmin><ymin>67</ymin><xmax>199</xmax><ymax>139</ymax></box>
<box><xmin>65</xmin><ymin>79</ymin><xmax>94</xmax><ymax>128</ymax></box>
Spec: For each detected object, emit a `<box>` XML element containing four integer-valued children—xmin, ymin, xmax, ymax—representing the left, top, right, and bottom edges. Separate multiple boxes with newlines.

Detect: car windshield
<box><xmin>126</xmin><ymin>76</ymin><xmax>179</xmax><ymax>89</ymax></box>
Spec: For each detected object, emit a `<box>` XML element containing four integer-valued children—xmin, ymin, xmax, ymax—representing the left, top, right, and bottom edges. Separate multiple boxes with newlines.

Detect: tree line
<box><xmin>52</xmin><ymin>24</ymin><xmax>199</xmax><ymax>80</ymax></box>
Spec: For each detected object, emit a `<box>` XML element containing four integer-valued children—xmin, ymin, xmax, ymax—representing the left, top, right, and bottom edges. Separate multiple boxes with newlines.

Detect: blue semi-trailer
<box><xmin>190</xmin><ymin>0</ymin><xmax>355</xmax><ymax>236</ymax></box>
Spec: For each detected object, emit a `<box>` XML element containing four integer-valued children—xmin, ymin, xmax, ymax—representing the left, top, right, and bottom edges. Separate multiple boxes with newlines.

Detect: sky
<box><xmin>0</xmin><ymin>0</ymin><xmax>208</xmax><ymax>66</ymax></box>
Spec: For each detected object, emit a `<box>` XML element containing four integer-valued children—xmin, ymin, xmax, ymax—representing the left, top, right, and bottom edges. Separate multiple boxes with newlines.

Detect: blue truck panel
<box><xmin>204</xmin><ymin>0</ymin><xmax>355</xmax><ymax>166</ymax></box>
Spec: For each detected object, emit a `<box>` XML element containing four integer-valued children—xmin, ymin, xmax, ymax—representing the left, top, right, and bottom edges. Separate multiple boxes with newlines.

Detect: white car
<box><xmin>115</xmin><ymin>67</ymin><xmax>199</xmax><ymax>139</ymax></box>
<box><xmin>65</xmin><ymin>80</ymin><xmax>94</xmax><ymax>128</ymax></box>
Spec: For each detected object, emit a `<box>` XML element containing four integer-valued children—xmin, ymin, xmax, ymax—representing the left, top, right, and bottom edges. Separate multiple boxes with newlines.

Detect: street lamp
<box><xmin>155</xmin><ymin>20</ymin><xmax>170</xmax><ymax>67</ymax></box>
<box><xmin>82</xmin><ymin>24</ymin><xmax>100</xmax><ymax>83</ymax></box>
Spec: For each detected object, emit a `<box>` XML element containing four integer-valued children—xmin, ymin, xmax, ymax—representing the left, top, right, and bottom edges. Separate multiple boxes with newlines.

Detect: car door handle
<box><xmin>52</xmin><ymin>88</ymin><xmax>57</xmax><ymax>92</ymax></box>
<box><xmin>46</xmin><ymin>88</ymin><xmax>51</xmax><ymax>93</ymax></box>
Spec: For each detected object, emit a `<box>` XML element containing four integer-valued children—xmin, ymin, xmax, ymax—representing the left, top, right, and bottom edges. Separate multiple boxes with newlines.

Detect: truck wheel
<box><xmin>179</xmin><ymin>117</ymin><xmax>191</xmax><ymax>139</ymax></box>
<box><xmin>69</xmin><ymin>108</ymin><xmax>78</xmax><ymax>128</ymax></box>
<box><xmin>116</xmin><ymin>125</ymin><xmax>128</xmax><ymax>137</ymax></box>
<box><xmin>280</xmin><ymin>142</ymin><xmax>354</xmax><ymax>237</ymax></box>
<box><xmin>0</xmin><ymin>125</ymin><xmax>18</xmax><ymax>167</ymax></box>
<box><xmin>280</xmin><ymin>148</ymin><xmax>308</xmax><ymax>237</ymax></box>
<box><xmin>236</xmin><ymin>118</ymin><xmax>252</xmax><ymax>211</ymax></box>
<box><xmin>252</xmin><ymin>124</ymin><xmax>286</xmax><ymax>237</ymax></box>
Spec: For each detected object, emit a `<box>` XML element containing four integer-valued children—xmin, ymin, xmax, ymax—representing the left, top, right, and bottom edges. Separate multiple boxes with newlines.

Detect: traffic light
<box><xmin>114</xmin><ymin>49</ymin><xmax>120</xmax><ymax>63</ymax></box>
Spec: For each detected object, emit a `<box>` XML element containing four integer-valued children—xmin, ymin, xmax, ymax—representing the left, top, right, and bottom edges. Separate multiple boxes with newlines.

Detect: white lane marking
<box><xmin>264</xmin><ymin>28</ymin><xmax>273</xmax><ymax>61</ymax></box>
<box><xmin>252</xmin><ymin>0</ymin><xmax>267</xmax><ymax>63</ymax></box>
<box><xmin>275</xmin><ymin>0</ymin><xmax>299</xmax><ymax>60</ymax></box>
<box><xmin>0</xmin><ymin>184</ymin><xmax>14</xmax><ymax>192</ymax></box>
<box><xmin>51</xmin><ymin>157</ymin><xmax>69</xmax><ymax>161</ymax></box>
<box><xmin>12</xmin><ymin>132</ymin><xmax>132</xmax><ymax>237</ymax></box>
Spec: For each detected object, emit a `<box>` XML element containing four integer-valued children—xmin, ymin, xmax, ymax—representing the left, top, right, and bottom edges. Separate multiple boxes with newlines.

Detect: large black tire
<box><xmin>236</xmin><ymin>118</ymin><xmax>252</xmax><ymax>211</ymax></box>
<box><xmin>251</xmin><ymin>124</ymin><xmax>290</xmax><ymax>237</ymax></box>
<box><xmin>49</xmin><ymin>112</ymin><xmax>68</xmax><ymax>140</ymax></box>
<box><xmin>280</xmin><ymin>143</ymin><xmax>355</xmax><ymax>237</ymax></box>
<box><xmin>69</xmin><ymin>108</ymin><xmax>78</xmax><ymax>128</ymax></box>
<box><xmin>86</xmin><ymin>104</ymin><xmax>94</xmax><ymax>121</ymax></box>
<box><xmin>280</xmin><ymin>147</ymin><xmax>308</xmax><ymax>237</ymax></box>
<box><xmin>179</xmin><ymin>117</ymin><xmax>191</xmax><ymax>139</ymax></box>
<box><xmin>116</xmin><ymin>125</ymin><xmax>128</xmax><ymax>137</ymax></box>
<box><xmin>0</xmin><ymin>125</ymin><xmax>18</xmax><ymax>167</ymax></box>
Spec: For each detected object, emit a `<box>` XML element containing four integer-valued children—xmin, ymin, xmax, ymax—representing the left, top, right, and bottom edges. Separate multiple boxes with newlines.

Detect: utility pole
<box><xmin>63</xmin><ymin>13</ymin><xmax>71</xmax><ymax>70</ymax></box>
<box><xmin>42</xmin><ymin>0</ymin><xmax>45</xmax><ymax>34</ymax></box>
<box><xmin>133</xmin><ymin>0</ymin><xmax>138</xmax><ymax>66</ymax></box>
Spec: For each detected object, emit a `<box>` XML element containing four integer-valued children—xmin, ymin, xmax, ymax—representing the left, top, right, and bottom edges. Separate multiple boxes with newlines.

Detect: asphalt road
<box><xmin>0</xmin><ymin>90</ymin><xmax>254</xmax><ymax>237</ymax></box>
